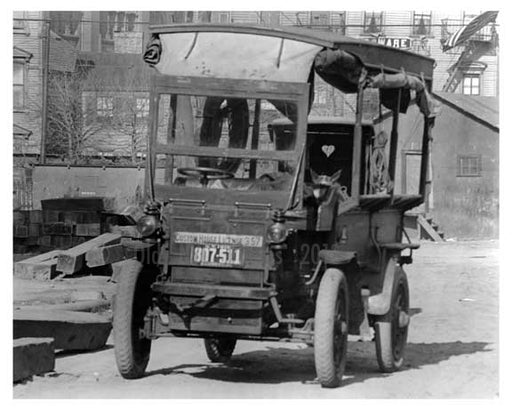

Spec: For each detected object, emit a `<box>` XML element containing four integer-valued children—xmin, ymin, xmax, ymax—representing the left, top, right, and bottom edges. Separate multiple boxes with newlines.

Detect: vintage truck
<box><xmin>112</xmin><ymin>24</ymin><xmax>437</xmax><ymax>387</ymax></box>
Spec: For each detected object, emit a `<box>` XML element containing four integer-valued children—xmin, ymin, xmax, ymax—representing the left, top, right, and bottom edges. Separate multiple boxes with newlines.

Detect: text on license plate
<box><xmin>191</xmin><ymin>245</ymin><xmax>244</xmax><ymax>266</ymax></box>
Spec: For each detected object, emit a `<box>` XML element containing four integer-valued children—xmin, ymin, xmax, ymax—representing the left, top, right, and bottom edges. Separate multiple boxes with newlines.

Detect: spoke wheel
<box><xmin>314</xmin><ymin>268</ymin><xmax>349</xmax><ymax>388</ymax></box>
<box><xmin>113</xmin><ymin>260</ymin><xmax>155</xmax><ymax>379</ymax></box>
<box><xmin>204</xmin><ymin>337</ymin><xmax>237</xmax><ymax>363</ymax></box>
<box><xmin>374</xmin><ymin>266</ymin><xmax>410</xmax><ymax>373</ymax></box>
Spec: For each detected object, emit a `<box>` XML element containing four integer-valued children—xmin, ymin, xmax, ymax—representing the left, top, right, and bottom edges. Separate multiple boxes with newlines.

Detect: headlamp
<box><xmin>136</xmin><ymin>215</ymin><xmax>159</xmax><ymax>237</ymax></box>
<box><xmin>266</xmin><ymin>222</ymin><xmax>287</xmax><ymax>244</ymax></box>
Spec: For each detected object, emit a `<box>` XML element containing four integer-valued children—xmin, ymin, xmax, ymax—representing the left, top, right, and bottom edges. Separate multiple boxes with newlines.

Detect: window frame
<box><xmin>96</xmin><ymin>95</ymin><xmax>114</xmax><ymax>119</ymax></box>
<box><xmin>218</xmin><ymin>12</ymin><xmax>231</xmax><ymax>24</ymax></box>
<box><xmin>412</xmin><ymin>11</ymin><xmax>432</xmax><ymax>36</ymax></box>
<box><xmin>457</xmin><ymin>154</ymin><xmax>482</xmax><ymax>177</ymax></box>
<box><xmin>13</xmin><ymin>11</ymin><xmax>28</xmax><ymax>33</ymax></box>
<box><xmin>310</xmin><ymin>11</ymin><xmax>330</xmax><ymax>26</ymax></box>
<box><xmin>462</xmin><ymin>73</ymin><xmax>481</xmax><ymax>96</ymax></box>
<box><xmin>363</xmin><ymin>11</ymin><xmax>383</xmax><ymax>34</ymax></box>
<box><xmin>13</xmin><ymin>59</ymin><xmax>26</xmax><ymax>111</ymax></box>
<box><xmin>135</xmin><ymin>97</ymin><xmax>150</xmax><ymax>118</ymax></box>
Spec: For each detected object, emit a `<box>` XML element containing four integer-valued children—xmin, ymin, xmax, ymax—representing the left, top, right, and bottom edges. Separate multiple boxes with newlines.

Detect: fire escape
<box><xmin>441</xmin><ymin>16</ymin><xmax>498</xmax><ymax>93</ymax></box>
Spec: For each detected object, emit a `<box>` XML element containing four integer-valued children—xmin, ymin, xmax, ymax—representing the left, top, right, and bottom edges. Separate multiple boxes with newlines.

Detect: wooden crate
<box><xmin>29</xmin><ymin>210</ymin><xmax>43</xmax><ymax>224</ymax></box>
<box><xmin>75</xmin><ymin>223</ymin><xmax>101</xmax><ymax>237</ymax></box>
<box><xmin>29</xmin><ymin>223</ymin><xmax>41</xmax><ymax>237</ymax></box>
<box><xmin>14</xmin><ymin>225</ymin><xmax>29</xmax><ymax>238</ymax></box>
<box><xmin>42</xmin><ymin>223</ymin><xmax>74</xmax><ymax>236</ymax></box>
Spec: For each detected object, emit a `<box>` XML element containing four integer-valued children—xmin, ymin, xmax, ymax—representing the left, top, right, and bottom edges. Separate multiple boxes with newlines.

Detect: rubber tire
<box><xmin>374</xmin><ymin>266</ymin><xmax>410</xmax><ymax>373</ymax></box>
<box><xmin>113</xmin><ymin>260</ymin><xmax>154</xmax><ymax>379</ymax></box>
<box><xmin>204</xmin><ymin>337</ymin><xmax>237</xmax><ymax>363</ymax></box>
<box><xmin>314</xmin><ymin>268</ymin><xmax>349</xmax><ymax>388</ymax></box>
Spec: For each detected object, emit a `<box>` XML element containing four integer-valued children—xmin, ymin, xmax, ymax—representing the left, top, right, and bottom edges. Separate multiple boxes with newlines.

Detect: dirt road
<box><xmin>13</xmin><ymin>240</ymin><xmax>499</xmax><ymax>399</ymax></box>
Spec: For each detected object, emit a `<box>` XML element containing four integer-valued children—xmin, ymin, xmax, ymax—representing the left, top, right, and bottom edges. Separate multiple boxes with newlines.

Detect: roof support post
<box><xmin>351</xmin><ymin>68</ymin><xmax>367</xmax><ymax>200</ymax></box>
<box><xmin>249</xmin><ymin>99</ymin><xmax>261</xmax><ymax>179</ymax></box>
<box><xmin>388</xmin><ymin>89</ymin><xmax>401</xmax><ymax>200</ymax></box>
<box><xmin>145</xmin><ymin>86</ymin><xmax>159</xmax><ymax>201</ymax></box>
<box><xmin>419</xmin><ymin>115</ymin><xmax>432</xmax><ymax>201</ymax></box>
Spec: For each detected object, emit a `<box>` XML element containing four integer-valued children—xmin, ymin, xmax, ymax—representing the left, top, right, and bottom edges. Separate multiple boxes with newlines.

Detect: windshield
<box><xmin>153</xmin><ymin>92</ymin><xmax>301</xmax><ymax>193</ymax></box>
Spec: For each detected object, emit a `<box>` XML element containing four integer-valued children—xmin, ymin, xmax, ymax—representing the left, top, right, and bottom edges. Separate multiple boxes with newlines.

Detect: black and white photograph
<box><xmin>8</xmin><ymin>2</ymin><xmax>506</xmax><ymax>402</ymax></box>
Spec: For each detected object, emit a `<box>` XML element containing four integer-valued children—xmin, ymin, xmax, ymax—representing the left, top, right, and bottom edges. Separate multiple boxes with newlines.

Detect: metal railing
<box><xmin>441</xmin><ymin>18</ymin><xmax>495</xmax><ymax>43</ymax></box>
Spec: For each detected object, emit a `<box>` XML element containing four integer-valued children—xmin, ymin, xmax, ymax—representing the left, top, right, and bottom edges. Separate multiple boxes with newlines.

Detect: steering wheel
<box><xmin>177</xmin><ymin>167</ymin><xmax>234</xmax><ymax>187</ymax></box>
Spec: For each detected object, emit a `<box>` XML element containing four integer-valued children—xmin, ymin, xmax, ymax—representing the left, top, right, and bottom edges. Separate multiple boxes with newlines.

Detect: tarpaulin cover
<box><xmin>150</xmin><ymin>32</ymin><xmax>322</xmax><ymax>83</ymax></box>
<box><xmin>143</xmin><ymin>28</ymin><xmax>439</xmax><ymax>118</ymax></box>
<box><xmin>313</xmin><ymin>48</ymin><xmax>365</xmax><ymax>94</ymax></box>
<box><xmin>369</xmin><ymin>73</ymin><xmax>440</xmax><ymax>118</ymax></box>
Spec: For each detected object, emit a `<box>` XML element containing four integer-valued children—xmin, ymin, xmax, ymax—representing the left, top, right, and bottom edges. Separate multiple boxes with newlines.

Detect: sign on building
<box><xmin>376</xmin><ymin>37</ymin><xmax>411</xmax><ymax>49</ymax></box>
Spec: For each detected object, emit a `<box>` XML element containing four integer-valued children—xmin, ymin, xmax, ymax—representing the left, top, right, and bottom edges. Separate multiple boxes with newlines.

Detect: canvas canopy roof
<box><xmin>143</xmin><ymin>24</ymin><xmax>438</xmax><ymax>117</ymax></box>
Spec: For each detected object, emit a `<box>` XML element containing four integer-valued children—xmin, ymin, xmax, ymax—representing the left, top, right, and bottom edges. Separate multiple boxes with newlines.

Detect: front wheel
<box><xmin>314</xmin><ymin>268</ymin><xmax>349</xmax><ymax>388</ymax></box>
<box><xmin>374</xmin><ymin>266</ymin><xmax>410</xmax><ymax>373</ymax></box>
<box><xmin>113</xmin><ymin>260</ymin><xmax>155</xmax><ymax>379</ymax></box>
<box><xmin>204</xmin><ymin>337</ymin><xmax>237</xmax><ymax>363</ymax></box>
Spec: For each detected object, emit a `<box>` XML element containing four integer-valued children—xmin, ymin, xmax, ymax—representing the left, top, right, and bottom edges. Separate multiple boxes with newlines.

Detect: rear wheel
<box><xmin>374</xmin><ymin>266</ymin><xmax>410</xmax><ymax>373</ymax></box>
<box><xmin>113</xmin><ymin>260</ymin><xmax>155</xmax><ymax>379</ymax></box>
<box><xmin>204</xmin><ymin>337</ymin><xmax>237</xmax><ymax>363</ymax></box>
<box><xmin>314</xmin><ymin>268</ymin><xmax>349</xmax><ymax>388</ymax></box>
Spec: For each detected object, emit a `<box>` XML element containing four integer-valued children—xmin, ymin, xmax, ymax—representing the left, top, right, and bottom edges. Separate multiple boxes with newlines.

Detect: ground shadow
<box><xmin>145</xmin><ymin>340</ymin><xmax>493</xmax><ymax>386</ymax></box>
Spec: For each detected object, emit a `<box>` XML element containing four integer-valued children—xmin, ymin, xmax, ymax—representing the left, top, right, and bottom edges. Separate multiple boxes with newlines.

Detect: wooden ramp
<box><xmin>417</xmin><ymin>215</ymin><xmax>444</xmax><ymax>242</ymax></box>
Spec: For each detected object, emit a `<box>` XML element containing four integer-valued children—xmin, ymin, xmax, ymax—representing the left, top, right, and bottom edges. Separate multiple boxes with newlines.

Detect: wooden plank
<box><xmin>14</xmin><ymin>250</ymin><xmax>62</xmax><ymax>280</ymax></box>
<box><xmin>51</xmin><ymin>235</ymin><xmax>73</xmax><ymax>249</ymax></box>
<box><xmin>29</xmin><ymin>210</ymin><xmax>43</xmax><ymax>224</ymax></box>
<box><xmin>155</xmin><ymin>142</ymin><xmax>297</xmax><ymax>162</ymax></box>
<box><xmin>17</xmin><ymin>300</ymin><xmax>111</xmax><ymax>313</ymax></box>
<box><xmin>28</xmin><ymin>223</ymin><xmax>41</xmax><ymax>237</ymax></box>
<box><xmin>14</xmin><ymin>225</ymin><xmax>29</xmax><ymax>238</ymax></box>
<box><xmin>13</xmin><ymin>310</ymin><xmax>112</xmax><ymax>351</ymax></box>
<box><xmin>42</xmin><ymin>222</ymin><xmax>74</xmax><ymax>236</ymax></box>
<box><xmin>38</xmin><ymin>235</ymin><xmax>52</xmax><ymax>247</ymax></box>
<box><xmin>417</xmin><ymin>215</ymin><xmax>444</xmax><ymax>242</ymax></box>
<box><xmin>75</xmin><ymin>223</ymin><xmax>101</xmax><ymax>237</ymax></box>
<box><xmin>85</xmin><ymin>243</ymin><xmax>137</xmax><ymax>268</ymax></box>
<box><xmin>56</xmin><ymin>233</ymin><xmax>122</xmax><ymax>275</ymax></box>
<box><xmin>43</xmin><ymin>210</ymin><xmax>60</xmax><ymax>223</ymax></box>
<box><xmin>13</xmin><ymin>338</ymin><xmax>55</xmax><ymax>382</ymax></box>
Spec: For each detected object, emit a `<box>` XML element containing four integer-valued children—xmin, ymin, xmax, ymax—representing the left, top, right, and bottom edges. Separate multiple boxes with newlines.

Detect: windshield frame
<box><xmin>146</xmin><ymin>74</ymin><xmax>311</xmax><ymax>204</ymax></box>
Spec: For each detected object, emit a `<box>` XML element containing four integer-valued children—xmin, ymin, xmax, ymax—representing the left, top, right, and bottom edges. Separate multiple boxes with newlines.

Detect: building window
<box><xmin>462</xmin><ymin>74</ymin><xmax>481</xmax><ymax>95</ymax></box>
<box><xmin>259</xmin><ymin>11</ymin><xmax>280</xmax><ymax>26</ymax></box>
<box><xmin>13</xmin><ymin>60</ymin><xmax>25</xmax><ymax>109</ymax></box>
<box><xmin>457</xmin><ymin>155</ymin><xmax>482</xmax><ymax>177</ymax></box>
<box><xmin>199</xmin><ymin>11</ymin><xmax>212</xmax><ymax>23</ymax></box>
<box><xmin>100</xmin><ymin>11</ymin><xmax>137</xmax><ymax>40</ymax></box>
<box><xmin>136</xmin><ymin>98</ymin><xmax>149</xmax><ymax>118</ymax></box>
<box><xmin>314</xmin><ymin>86</ymin><xmax>328</xmax><ymax>105</ymax></box>
<box><xmin>364</xmin><ymin>11</ymin><xmax>383</xmax><ymax>34</ymax></box>
<box><xmin>218</xmin><ymin>12</ymin><xmax>230</xmax><ymax>23</ymax></box>
<box><xmin>310</xmin><ymin>11</ymin><xmax>330</xmax><ymax>26</ymax></box>
<box><xmin>97</xmin><ymin>96</ymin><xmax>114</xmax><ymax>118</ymax></box>
<box><xmin>337</xmin><ymin>12</ymin><xmax>347</xmax><ymax>35</ymax></box>
<box><xmin>13</xmin><ymin>11</ymin><xmax>27</xmax><ymax>33</ymax></box>
<box><xmin>413</xmin><ymin>11</ymin><xmax>432</xmax><ymax>36</ymax></box>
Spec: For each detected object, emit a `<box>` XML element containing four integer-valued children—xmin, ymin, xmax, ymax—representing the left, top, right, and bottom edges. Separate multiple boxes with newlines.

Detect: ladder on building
<box><xmin>442</xmin><ymin>45</ymin><xmax>474</xmax><ymax>92</ymax></box>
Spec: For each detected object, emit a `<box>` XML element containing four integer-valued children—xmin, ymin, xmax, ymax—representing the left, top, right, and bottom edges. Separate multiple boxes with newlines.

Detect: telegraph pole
<box><xmin>40</xmin><ymin>18</ymin><xmax>50</xmax><ymax>164</ymax></box>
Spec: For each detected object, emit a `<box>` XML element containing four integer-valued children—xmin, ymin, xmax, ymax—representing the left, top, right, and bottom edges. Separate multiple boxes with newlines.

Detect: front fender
<box><xmin>368</xmin><ymin>257</ymin><xmax>400</xmax><ymax>316</ymax></box>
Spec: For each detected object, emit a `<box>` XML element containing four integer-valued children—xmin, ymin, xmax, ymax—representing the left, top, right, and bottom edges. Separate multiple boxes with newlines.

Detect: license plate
<box><xmin>190</xmin><ymin>245</ymin><xmax>244</xmax><ymax>267</ymax></box>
